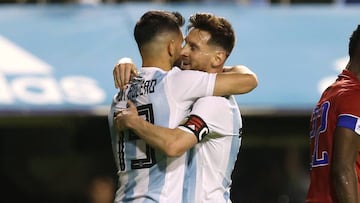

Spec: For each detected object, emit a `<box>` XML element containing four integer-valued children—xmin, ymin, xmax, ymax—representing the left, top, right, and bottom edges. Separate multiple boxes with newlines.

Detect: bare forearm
<box><xmin>127</xmin><ymin>118</ymin><xmax>193</xmax><ymax>157</ymax></box>
<box><xmin>214</xmin><ymin>65</ymin><xmax>258</xmax><ymax>96</ymax></box>
<box><xmin>214</xmin><ymin>73</ymin><xmax>257</xmax><ymax>95</ymax></box>
<box><xmin>333</xmin><ymin>168</ymin><xmax>359</xmax><ymax>203</ymax></box>
<box><xmin>332</xmin><ymin>127</ymin><xmax>360</xmax><ymax>203</ymax></box>
<box><xmin>223</xmin><ymin>65</ymin><xmax>255</xmax><ymax>75</ymax></box>
<box><xmin>115</xmin><ymin>100</ymin><xmax>197</xmax><ymax>157</ymax></box>
<box><xmin>128</xmin><ymin>118</ymin><xmax>171</xmax><ymax>153</ymax></box>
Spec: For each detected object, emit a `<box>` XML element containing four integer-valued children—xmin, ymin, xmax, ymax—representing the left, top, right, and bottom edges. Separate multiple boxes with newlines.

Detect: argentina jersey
<box><xmin>109</xmin><ymin>67</ymin><xmax>172</xmax><ymax>203</ymax></box>
<box><xmin>182</xmin><ymin>95</ymin><xmax>242</xmax><ymax>203</ymax></box>
<box><xmin>108</xmin><ymin>67</ymin><xmax>217</xmax><ymax>203</ymax></box>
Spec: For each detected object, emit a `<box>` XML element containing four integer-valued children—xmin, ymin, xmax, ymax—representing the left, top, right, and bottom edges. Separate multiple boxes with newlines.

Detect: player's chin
<box><xmin>181</xmin><ymin>64</ymin><xmax>192</xmax><ymax>70</ymax></box>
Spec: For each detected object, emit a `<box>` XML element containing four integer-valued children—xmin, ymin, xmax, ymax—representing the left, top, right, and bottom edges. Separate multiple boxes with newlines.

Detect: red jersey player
<box><xmin>306</xmin><ymin>25</ymin><xmax>360</xmax><ymax>203</ymax></box>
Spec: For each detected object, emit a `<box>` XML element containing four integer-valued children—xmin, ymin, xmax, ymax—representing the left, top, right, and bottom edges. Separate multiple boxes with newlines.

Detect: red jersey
<box><xmin>306</xmin><ymin>69</ymin><xmax>360</xmax><ymax>203</ymax></box>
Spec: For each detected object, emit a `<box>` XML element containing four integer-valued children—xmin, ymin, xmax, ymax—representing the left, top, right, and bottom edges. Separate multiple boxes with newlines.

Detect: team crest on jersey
<box><xmin>180</xmin><ymin>114</ymin><xmax>209</xmax><ymax>142</ymax></box>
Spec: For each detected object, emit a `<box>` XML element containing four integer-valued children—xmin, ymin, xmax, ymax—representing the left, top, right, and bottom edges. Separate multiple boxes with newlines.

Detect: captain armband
<box><xmin>179</xmin><ymin>115</ymin><xmax>209</xmax><ymax>142</ymax></box>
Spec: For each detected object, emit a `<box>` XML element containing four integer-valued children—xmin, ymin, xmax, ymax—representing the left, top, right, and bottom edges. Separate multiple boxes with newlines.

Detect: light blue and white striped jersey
<box><xmin>181</xmin><ymin>95</ymin><xmax>242</xmax><ymax>203</ymax></box>
<box><xmin>108</xmin><ymin>66</ymin><xmax>217</xmax><ymax>203</ymax></box>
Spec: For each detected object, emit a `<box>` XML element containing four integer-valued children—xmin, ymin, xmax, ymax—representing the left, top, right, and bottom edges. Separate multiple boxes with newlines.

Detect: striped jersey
<box><xmin>108</xmin><ymin>67</ymin><xmax>217</xmax><ymax>203</ymax></box>
<box><xmin>180</xmin><ymin>95</ymin><xmax>242</xmax><ymax>203</ymax></box>
<box><xmin>306</xmin><ymin>69</ymin><xmax>360</xmax><ymax>203</ymax></box>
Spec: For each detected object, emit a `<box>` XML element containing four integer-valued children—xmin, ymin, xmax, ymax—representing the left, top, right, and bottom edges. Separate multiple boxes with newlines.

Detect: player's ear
<box><xmin>211</xmin><ymin>50</ymin><xmax>226</xmax><ymax>67</ymax></box>
<box><xmin>168</xmin><ymin>39</ymin><xmax>176</xmax><ymax>57</ymax></box>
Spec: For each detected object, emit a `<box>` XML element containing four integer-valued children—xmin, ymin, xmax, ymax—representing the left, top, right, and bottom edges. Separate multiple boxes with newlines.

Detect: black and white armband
<box><xmin>179</xmin><ymin>114</ymin><xmax>209</xmax><ymax>142</ymax></box>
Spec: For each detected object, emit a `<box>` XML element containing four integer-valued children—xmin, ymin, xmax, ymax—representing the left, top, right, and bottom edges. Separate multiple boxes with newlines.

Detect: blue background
<box><xmin>0</xmin><ymin>3</ymin><xmax>359</xmax><ymax>114</ymax></box>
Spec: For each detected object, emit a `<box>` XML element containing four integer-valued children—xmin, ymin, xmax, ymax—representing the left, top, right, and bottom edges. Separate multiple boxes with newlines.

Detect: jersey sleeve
<box><xmin>336</xmin><ymin>91</ymin><xmax>360</xmax><ymax>136</ymax></box>
<box><xmin>166</xmin><ymin>68</ymin><xmax>216</xmax><ymax>102</ymax></box>
<box><xmin>337</xmin><ymin>114</ymin><xmax>360</xmax><ymax>135</ymax></box>
<box><xmin>179</xmin><ymin>96</ymin><xmax>241</xmax><ymax>141</ymax></box>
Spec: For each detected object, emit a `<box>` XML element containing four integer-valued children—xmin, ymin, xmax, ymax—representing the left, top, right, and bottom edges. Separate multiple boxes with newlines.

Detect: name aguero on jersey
<box><xmin>119</xmin><ymin>79</ymin><xmax>157</xmax><ymax>101</ymax></box>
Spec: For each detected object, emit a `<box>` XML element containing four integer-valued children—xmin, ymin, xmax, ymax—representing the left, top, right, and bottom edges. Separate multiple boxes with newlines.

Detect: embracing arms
<box><xmin>112</xmin><ymin>59</ymin><xmax>258</xmax><ymax>95</ymax></box>
<box><xmin>114</xmin><ymin>101</ymin><xmax>197</xmax><ymax>157</ymax></box>
<box><xmin>214</xmin><ymin>65</ymin><xmax>258</xmax><ymax>96</ymax></box>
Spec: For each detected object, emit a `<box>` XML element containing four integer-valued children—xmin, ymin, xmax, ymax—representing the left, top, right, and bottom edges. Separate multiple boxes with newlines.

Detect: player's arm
<box><xmin>115</xmin><ymin>101</ymin><xmax>198</xmax><ymax>157</ymax></box>
<box><xmin>113</xmin><ymin>58</ymin><xmax>258</xmax><ymax>95</ymax></box>
<box><xmin>331</xmin><ymin>127</ymin><xmax>360</xmax><ymax>203</ymax></box>
<box><xmin>213</xmin><ymin>65</ymin><xmax>258</xmax><ymax>96</ymax></box>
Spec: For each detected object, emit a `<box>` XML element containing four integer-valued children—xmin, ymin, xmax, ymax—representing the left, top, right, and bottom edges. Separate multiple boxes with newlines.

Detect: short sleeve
<box><xmin>337</xmin><ymin>114</ymin><xmax>360</xmax><ymax>135</ymax></box>
<box><xmin>336</xmin><ymin>91</ymin><xmax>360</xmax><ymax>135</ymax></box>
<box><xmin>186</xmin><ymin>96</ymin><xmax>240</xmax><ymax>136</ymax></box>
<box><xmin>166</xmin><ymin>69</ymin><xmax>216</xmax><ymax>102</ymax></box>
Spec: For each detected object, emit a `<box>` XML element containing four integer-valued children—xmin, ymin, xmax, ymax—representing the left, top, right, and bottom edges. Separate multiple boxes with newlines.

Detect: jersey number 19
<box><xmin>118</xmin><ymin>104</ymin><xmax>157</xmax><ymax>170</ymax></box>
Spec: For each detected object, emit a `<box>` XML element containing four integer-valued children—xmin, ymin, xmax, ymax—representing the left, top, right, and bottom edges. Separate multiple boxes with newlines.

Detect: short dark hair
<box><xmin>187</xmin><ymin>13</ymin><xmax>235</xmax><ymax>57</ymax></box>
<box><xmin>349</xmin><ymin>25</ymin><xmax>360</xmax><ymax>60</ymax></box>
<box><xmin>134</xmin><ymin>10</ymin><xmax>184</xmax><ymax>49</ymax></box>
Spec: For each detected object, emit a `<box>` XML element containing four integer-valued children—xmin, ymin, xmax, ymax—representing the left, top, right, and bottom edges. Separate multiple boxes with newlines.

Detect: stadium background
<box><xmin>0</xmin><ymin>1</ymin><xmax>359</xmax><ymax>202</ymax></box>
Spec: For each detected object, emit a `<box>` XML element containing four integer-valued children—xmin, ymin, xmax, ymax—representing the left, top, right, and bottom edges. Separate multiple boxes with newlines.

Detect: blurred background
<box><xmin>0</xmin><ymin>0</ymin><xmax>359</xmax><ymax>203</ymax></box>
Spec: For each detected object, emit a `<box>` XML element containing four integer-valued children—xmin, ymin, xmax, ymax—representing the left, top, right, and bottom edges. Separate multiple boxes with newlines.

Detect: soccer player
<box><xmin>113</xmin><ymin>12</ymin><xmax>252</xmax><ymax>202</ymax></box>
<box><xmin>306</xmin><ymin>25</ymin><xmax>360</xmax><ymax>203</ymax></box>
<box><xmin>108</xmin><ymin>10</ymin><xmax>257</xmax><ymax>203</ymax></box>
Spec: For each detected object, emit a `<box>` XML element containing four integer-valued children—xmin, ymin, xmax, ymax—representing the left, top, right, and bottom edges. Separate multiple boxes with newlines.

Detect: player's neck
<box><xmin>346</xmin><ymin>61</ymin><xmax>360</xmax><ymax>81</ymax></box>
<box><xmin>142</xmin><ymin>58</ymin><xmax>172</xmax><ymax>71</ymax></box>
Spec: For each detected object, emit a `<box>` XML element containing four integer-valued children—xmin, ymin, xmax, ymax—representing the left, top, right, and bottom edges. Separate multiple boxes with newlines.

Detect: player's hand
<box><xmin>113</xmin><ymin>58</ymin><xmax>138</xmax><ymax>90</ymax></box>
<box><xmin>114</xmin><ymin>100</ymin><xmax>138</xmax><ymax>131</ymax></box>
